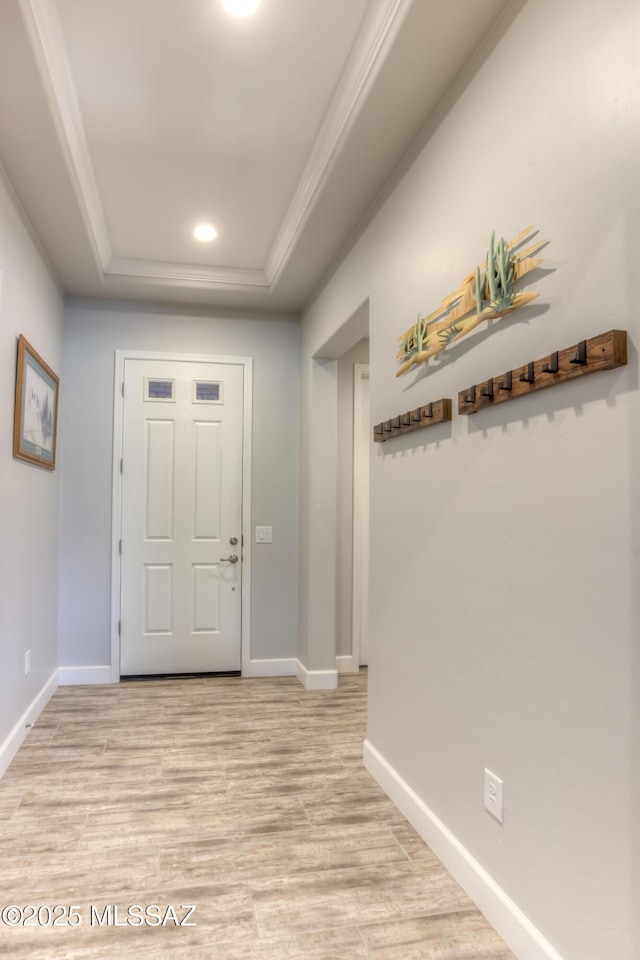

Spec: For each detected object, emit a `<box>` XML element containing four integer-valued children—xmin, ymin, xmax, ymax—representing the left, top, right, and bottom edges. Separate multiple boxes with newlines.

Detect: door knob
<box><xmin>220</xmin><ymin>554</ymin><xmax>239</xmax><ymax>564</ymax></box>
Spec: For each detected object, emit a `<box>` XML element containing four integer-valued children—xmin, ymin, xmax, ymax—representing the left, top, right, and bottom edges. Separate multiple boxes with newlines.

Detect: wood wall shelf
<box><xmin>458</xmin><ymin>329</ymin><xmax>627</xmax><ymax>416</ymax></box>
<box><xmin>373</xmin><ymin>398</ymin><xmax>452</xmax><ymax>443</ymax></box>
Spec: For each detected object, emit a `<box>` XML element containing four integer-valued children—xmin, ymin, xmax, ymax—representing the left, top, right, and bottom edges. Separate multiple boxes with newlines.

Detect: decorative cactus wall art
<box><xmin>396</xmin><ymin>226</ymin><xmax>546</xmax><ymax>377</ymax></box>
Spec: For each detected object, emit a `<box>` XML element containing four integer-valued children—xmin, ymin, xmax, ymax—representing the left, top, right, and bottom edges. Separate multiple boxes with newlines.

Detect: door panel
<box><xmin>194</xmin><ymin>421</ymin><xmax>221</xmax><ymax>538</ymax></box>
<box><xmin>193</xmin><ymin>564</ymin><xmax>220</xmax><ymax>632</ymax></box>
<box><xmin>145</xmin><ymin>420</ymin><xmax>175</xmax><ymax>538</ymax></box>
<box><xmin>120</xmin><ymin>358</ymin><xmax>243</xmax><ymax>676</ymax></box>
<box><xmin>145</xmin><ymin>565</ymin><xmax>173</xmax><ymax>633</ymax></box>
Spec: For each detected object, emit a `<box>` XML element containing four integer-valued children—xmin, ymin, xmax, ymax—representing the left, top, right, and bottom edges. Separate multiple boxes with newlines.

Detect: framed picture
<box><xmin>13</xmin><ymin>335</ymin><xmax>59</xmax><ymax>470</ymax></box>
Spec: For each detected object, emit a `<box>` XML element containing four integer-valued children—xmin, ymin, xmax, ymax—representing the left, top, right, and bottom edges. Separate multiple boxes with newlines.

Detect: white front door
<box><xmin>120</xmin><ymin>358</ymin><xmax>243</xmax><ymax>676</ymax></box>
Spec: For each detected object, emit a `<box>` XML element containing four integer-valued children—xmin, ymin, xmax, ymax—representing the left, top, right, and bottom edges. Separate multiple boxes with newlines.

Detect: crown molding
<box><xmin>263</xmin><ymin>0</ymin><xmax>412</xmax><ymax>287</ymax></box>
<box><xmin>18</xmin><ymin>0</ymin><xmax>411</xmax><ymax>296</ymax></box>
<box><xmin>19</xmin><ymin>0</ymin><xmax>112</xmax><ymax>273</ymax></box>
<box><xmin>106</xmin><ymin>258</ymin><xmax>269</xmax><ymax>289</ymax></box>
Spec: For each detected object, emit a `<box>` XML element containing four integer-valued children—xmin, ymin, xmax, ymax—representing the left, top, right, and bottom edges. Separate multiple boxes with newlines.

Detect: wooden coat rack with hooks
<box><xmin>458</xmin><ymin>330</ymin><xmax>627</xmax><ymax>415</ymax></box>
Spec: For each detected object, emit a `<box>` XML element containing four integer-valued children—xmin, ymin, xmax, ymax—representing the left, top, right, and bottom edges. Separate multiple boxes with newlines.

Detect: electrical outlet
<box><xmin>25</xmin><ymin>650</ymin><xmax>31</xmax><ymax>676</ymax></box>
<box><xmin>484</xmin><ymin>768</ymin><xmax>504</xmax><ymax>823</ymax></box>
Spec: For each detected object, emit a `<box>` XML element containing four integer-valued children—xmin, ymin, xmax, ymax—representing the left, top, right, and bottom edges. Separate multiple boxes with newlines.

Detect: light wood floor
<box><xmin>0</xmin><ymin>672</ymin><xmax>516</xmax><ymax>959</ymax></box>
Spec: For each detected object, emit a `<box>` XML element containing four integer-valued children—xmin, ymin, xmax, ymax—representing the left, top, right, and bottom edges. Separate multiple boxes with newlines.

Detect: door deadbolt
<box><xmin>229</xmin><ymin>536</ymin><xmax>238</xmax><ymax>545</ymax></box>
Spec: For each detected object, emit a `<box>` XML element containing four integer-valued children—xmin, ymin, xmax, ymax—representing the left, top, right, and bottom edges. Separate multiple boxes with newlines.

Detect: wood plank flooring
<box><xmin>0</xmin><ymin>672</ymin><xmax>516</xmax><ymax>959</ymax></box>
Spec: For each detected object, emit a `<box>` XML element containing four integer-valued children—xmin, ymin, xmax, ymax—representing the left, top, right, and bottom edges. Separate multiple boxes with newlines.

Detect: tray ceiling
<box><xmin>0</xmin><ymin>0</ymin><xmax>511</xmax><ymax>312</ymax></box>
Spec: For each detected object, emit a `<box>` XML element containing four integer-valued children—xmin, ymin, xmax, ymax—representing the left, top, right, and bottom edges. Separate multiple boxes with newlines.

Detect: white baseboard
<box><xmin>363</xmin><ymin>740</ymin><xmax>564</xmax><ymax>960</ymax></box>
<box><xmin>295</xmin><ymin>660</ymin><xmax>338</xmax><ymax>690</ymax></box>
<box><xmin>249</xmin><ymin>658</ymin><xmax>297</xmax><ymax>677</ymax></box>
<box><xmin>58</xmin><ymin>666</ymin><xmax>112</xmax><ymax>686</ymax></box>
<box><xmin>336</xmin><ymin>654</ymin><xmax>358</xmax><ymax>674</ymax></box>
<box><xmin>0</xmin><ymin>669</ymin><xmax>59</xmax><ymax>780</ymax></box>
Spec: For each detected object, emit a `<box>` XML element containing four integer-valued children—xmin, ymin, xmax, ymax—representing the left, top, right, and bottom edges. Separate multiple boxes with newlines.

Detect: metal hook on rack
<box><xmin>463</xmin><ymin>384</ymin><xmax>476</xmax><ymax>405</ymax></box>
<box><xmin>480</xmin><ymin>378</ymin><xmax>494</xmax><ymax>399</ymax></box>
<box><xmin>519</xmin><ymin>361</ymin><xmax>535</xmax><ymax>384</ymax></box>
<box><xmin>570</xmin><ymin>340</ymin><xmax>587</xmax><ymax>365</ymax></box>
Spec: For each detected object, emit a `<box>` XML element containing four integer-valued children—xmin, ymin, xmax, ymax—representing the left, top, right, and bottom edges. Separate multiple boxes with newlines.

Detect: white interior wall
<box><xmin>301</xmin><ymin>1</ymin><xmax>640</xmax><ymax>958</ymax></box>
<box><xmin>336</xmin><ymin>337</ymin><xmax>369</xmax><ymax>660</ymax></box>
<box><xmin>59</xmin><ymin>299</ymin><xmax>300</xmax><ymax>672</ymax></box>
<box><xmin>0</xmin><ymin>169</ymin><xmax>63</xmax><ymax>768</ymax></box>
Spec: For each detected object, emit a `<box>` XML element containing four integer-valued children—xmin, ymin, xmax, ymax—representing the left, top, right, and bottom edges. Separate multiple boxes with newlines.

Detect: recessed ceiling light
<box><xmin>193</xmin><ymin>223</ymin><xmax>218</xmax><ymax>242</ymax></box>
<box><xmin>221</xmin><ymin>0</ymin><xmax>260</xmax><ymax>18</ymax></box>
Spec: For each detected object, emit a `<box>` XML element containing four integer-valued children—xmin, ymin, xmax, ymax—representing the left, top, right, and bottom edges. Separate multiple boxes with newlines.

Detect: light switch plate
<box><xmin>256</xmin><ymin>526</ymin><xmax>273</xmax><ymax>543</ymax></box>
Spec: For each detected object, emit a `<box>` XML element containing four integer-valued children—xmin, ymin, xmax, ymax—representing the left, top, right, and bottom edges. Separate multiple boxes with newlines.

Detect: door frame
<box><xmin>352</xmin><ymin>362</ymin><xmax>369</xmax><ymax>669</ymax></box>
<box><xmin>110</xmin><ymin>349</ymin><xmax>253</xmax><ymax>683</ymax></box>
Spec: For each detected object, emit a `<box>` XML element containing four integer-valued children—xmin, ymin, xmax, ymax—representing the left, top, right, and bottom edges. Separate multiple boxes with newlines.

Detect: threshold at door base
<box><xmin>120</xmin><ymin>671</ymin><xmax>242</xmax><ymax>682</ymax></box>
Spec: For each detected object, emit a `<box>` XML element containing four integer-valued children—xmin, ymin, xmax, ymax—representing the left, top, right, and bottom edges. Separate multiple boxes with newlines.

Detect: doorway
<box><xmin>111</xmin><ymin>351</ymin><xmax>253</xmax><ymax>681</ymax></box>
<box><xmin>335</xmin><ymin>338</ymin><xmax>370</xmax><ymax>673</ymax></box>
<box><xmin>352</xmin><ymin>362</ymin><xmax>370</xmax><ymax>667</ymax></box>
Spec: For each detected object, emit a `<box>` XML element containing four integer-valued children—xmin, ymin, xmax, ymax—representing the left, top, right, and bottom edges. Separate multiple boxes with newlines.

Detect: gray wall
<box><xmin>0</xmin><ymin>170</ymin><xmax>63</xmax><ymax>749</ymax></box>
<box><xmin>336</xmin><ymin>337</ymin><xmax>369</xmax><ymax>658</ymax></box>
<box><xmin>301</xmin><ymin>1</ymin><xmax>640</xmax><ymax>957</ymax></box>
<box><xmin>59</xmin><ymin>300</ymin><xmax>300</xmax><ymax>669</ymax></box>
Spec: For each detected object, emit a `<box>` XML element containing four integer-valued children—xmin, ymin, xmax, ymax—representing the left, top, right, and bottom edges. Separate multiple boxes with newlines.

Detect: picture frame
<box><xmin>13</xmin><ymin>334</ymin><xmax>59</xmax><ymax>470</ymax></box>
